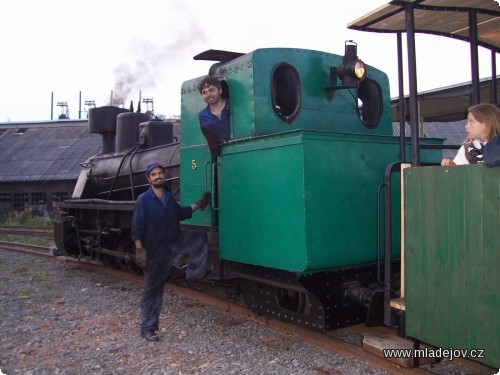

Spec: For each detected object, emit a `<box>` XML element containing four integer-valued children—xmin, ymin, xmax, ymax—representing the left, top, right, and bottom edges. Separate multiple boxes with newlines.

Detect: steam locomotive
<box><xmin>54</xmin><ymin>42</ymin><xmax>442</xmax><ymax>332</ymax></box>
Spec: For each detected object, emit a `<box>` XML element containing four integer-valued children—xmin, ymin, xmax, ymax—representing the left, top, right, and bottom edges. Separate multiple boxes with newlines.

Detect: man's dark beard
<box><xmin>152</xmin><ymin>179</ymin><xmax>164</xmax><ymax>188</ymax></box>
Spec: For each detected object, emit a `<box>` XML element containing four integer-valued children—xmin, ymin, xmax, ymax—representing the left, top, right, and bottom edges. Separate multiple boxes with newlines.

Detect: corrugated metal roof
<box><xmin>393</xmin><ymin>119</ymin><xmax>466</xmax><ymax>158</ymax></box>
<box><xmin>0</xmin><ymin>120</ymin><xmax>183</xmax><ymax>183</ymax></box>
<box><xmin>173</xmin><ymin>123</ymin><xmax>181</xmax><ymax>141</ymax></box>
<box><xmin>391</xmin><ymin>76</ymin><xmax>499</xmax><ymax>121</ymax></box>
<box><xmin>0</xmin><ymin>124</ymin><xmax>101</xmax><ymax>182</ymax></box>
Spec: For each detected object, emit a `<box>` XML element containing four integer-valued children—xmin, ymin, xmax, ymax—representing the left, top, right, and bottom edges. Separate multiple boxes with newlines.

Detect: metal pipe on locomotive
<box><xmin>54</xmin><ymin>42</ymin><xmax>443</xmax><ymax>332</ymax></box>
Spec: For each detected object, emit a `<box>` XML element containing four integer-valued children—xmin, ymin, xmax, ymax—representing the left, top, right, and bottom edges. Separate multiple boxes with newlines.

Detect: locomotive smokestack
<box><xmin>129</xmin><ymin>100</ymin><xmax>134</xmax><ymax>112</ymax></box>
<box><xmin>88</xmin><ymin>106</ymin><xmax>129</xmax><ymax>154</ymax></box>
<box><xmin>115</xmin><ymin>111</ymin><xmax>154</xmax><ymax>153</ymax></box>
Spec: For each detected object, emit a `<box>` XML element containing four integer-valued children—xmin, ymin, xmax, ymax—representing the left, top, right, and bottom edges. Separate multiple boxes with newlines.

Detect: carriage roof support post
<box><xmin>50</xmin><ymin>92</ymin><xmax>54</xmax><ymax>121</ymax></box>
<box><xmin>492</xmin><ymin>51</ymin><xmax>497</xmax><ymax>105</ymax></box>
<box><xmin>79</xmin><ymin>91</ymin><xmax>82</xmax><ymax>120</ymax></box>
<box><xmin>397</xmin><ymin>32</ymin><xmax>406</xmax><ymax>163</ymax></box>
<box><xmin>469</xmin><ymin>9</ymin><xmax>481</xmax><ymax>105</ymax></box>
<box><xmin>404</xmin><ymin>3</ymin><xmax>420</xmax><ymax>167</ymax></box>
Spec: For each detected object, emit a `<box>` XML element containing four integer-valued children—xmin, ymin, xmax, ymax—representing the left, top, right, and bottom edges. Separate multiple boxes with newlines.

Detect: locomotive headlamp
<box><xmin>325</xmin><ymin>40</ymin><xmax>366</xmax><ymax>100</ymax></box>
<box><xmin>354</xmin><ymin>60</ymin><xmax>366</xmax><ymax>79</ymax></box>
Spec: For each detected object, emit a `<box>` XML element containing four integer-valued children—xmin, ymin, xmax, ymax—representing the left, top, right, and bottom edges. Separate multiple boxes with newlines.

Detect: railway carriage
<box><xmin>403</xmin><ymin>165</ymin><xmax>499</xmax><ymax>368</ymax></box>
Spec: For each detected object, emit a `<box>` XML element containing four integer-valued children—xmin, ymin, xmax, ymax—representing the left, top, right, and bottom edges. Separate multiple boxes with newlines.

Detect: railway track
<box><xmin>0</xmin><ymin>237</ymin><xmax>492</xmax><ymax>374</ymax></box>
<box><xmin>0</xmin><ymin>225</ymin><xmax>53</xmax><ymax>238</ymax></box>
<box><xmin>0</xmin><ymin>240</ymin><xmax>53</xmax><ymax>255</ymax></box>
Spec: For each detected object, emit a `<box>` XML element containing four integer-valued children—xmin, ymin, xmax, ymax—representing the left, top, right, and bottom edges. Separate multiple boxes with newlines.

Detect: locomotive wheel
<box><xmin>239</xmin><ymin>280</ymin><xmax>326</xmax><ymax>331</ymax></box>
<box><xmin>276</xmin><ymin>288</ymin><xmax>310</xmax><ymax>315</ymax></box>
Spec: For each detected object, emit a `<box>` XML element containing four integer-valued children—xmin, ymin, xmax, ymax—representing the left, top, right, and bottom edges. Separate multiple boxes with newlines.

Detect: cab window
<box><xmin>271</xmin><ymin>63</ymin><xmax>301</xmax><ymax>123</ymax></box>
<box><xmin>357</xmin><ymin>78</ymin><xmax>382</xmax><ymax>129</ymax></box>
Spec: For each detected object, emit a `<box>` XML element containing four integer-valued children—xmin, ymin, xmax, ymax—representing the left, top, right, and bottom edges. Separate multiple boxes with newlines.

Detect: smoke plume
<box><xmin>111</xmin><ymin>3</ymin><xmax>207</xmax><ymax>106</ymax></box>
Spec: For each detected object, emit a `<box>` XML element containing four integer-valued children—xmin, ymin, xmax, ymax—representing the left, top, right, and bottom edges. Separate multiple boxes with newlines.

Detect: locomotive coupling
<box><xmin>344</xmin><ymin>281</ymin><xmax>384</xmax><ymax>327</ymax></box>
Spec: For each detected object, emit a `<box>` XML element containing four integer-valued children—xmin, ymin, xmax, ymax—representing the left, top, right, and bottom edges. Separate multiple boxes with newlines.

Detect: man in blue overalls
<box><xmin>197</xmin><ymin>76</ymin><xmax>230</xmax><ymax>156</ymax></box>
<box><xmin>132</xmin><ymin>163</ymin><xmax>210</xmax><ymax>341</ymax></box>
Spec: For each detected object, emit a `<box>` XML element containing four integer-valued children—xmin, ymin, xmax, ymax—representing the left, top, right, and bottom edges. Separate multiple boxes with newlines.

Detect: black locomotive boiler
<box><xmin>54</xmin><ymin>106</ymin><xmax>181</xmax><ymax>264</ymax></box>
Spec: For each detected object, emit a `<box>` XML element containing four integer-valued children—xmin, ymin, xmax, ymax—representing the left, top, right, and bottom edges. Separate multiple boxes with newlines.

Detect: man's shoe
<box><xmin>141</xmin><ymin>330</ymin><xmax>159</xmax><ymax>341</ymax></box>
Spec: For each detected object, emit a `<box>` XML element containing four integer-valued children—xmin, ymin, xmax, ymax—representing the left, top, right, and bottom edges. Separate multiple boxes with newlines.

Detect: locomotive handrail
<box><xmin>95</xmin><ymin>177</ymin><xmax>180</xmax><ymax>197</ymax></box>
<box><xmin>61</xmin><ymin>199</ymin><xmax>136</xmax><ymax>204</ymax></box>
<box><xmin>211</xmin><ymin>162</ymin><xmax>220</xmax><ymax>211</ymax></box>
<box><xmin>419</xmin><ymin>144</ymin><xmax>461</xmax><ymax>150</ymax></box>
<box><xmin>204</xmin><ymin>161</ymin><xmax>220</xmax><ymax>211</ymax></box>
<box><xmin>383</xmin><ymin>161</ymin><xmax>402</xmax><ymax>328</ymax></box>
<box><xmin>128</xmin><ymin>144</ymin><xmax>141</xmax><ymax>200</ymax></box>
<box><xmin>376</xmin><ymin>183</ymin><xmax>387</xmax><ymax>286</ymax></box>
<box><xmin>382</xmin><ymin>161</ymin><xmax>441</xmax><ymax>333</ymax></box>
<box><xmin>106</xmin><ymin>145</ymin><xmax>138</xmax><ymax>200</ymax></box>
<box><xmin>204</xmin><ymin>161</ymin><xmax>211</xmax><ymax>193</ymax></box>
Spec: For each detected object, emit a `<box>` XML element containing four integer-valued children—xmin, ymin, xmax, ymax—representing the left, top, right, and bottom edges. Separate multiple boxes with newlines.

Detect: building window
<box><xmin>13</xmin><ymin>193</ymin><xmax>29</xmax><ymax>211</ymax></box>
<box><xmin>52</xmin><ymin>192</ymin><xmax>70</xmax><ymax>209</ymax></box>
<box><xmin>30</xmin><ymin>192</ymin><xmax>47</xmax><ymax>217</ymax></box>
<box><xmin>53</xmin><ymin>192</ymin><xmax>70</xmax><ymax>202</ymax></box>
<box><xmin>31</xmin><ymin>192</ymin><xmax>47</xmax><ymax>205</ymax></box>
<box><xmin>0</xmin><ymin>193</ymin><xmax>12</xmax><ymax>213</ymax></box>
<box><xmin>0</xmin><ymin>193</ymin><xmax>12</xmax><ymax>203</ymax></box>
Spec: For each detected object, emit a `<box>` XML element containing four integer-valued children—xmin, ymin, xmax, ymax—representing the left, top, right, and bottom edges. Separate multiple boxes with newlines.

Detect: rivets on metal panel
<box><xmin>191</xmin><ymin>160</ymin><xmax>197</xmax><ymax>170</ymax></box>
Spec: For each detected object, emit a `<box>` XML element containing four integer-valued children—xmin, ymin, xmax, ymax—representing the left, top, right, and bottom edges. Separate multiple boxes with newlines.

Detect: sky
<box><xmin>0</xmin><ymin>0</ymin><xmax>498</xmax><ymax>122</ymax></box>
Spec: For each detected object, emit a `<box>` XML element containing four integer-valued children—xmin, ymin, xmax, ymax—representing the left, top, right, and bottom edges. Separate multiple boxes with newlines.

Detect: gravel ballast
<box><xmin>1</xmin><ymin>249</ymin><xmax>491</xmax><ymax>375</ymax></box>
<box><xmin>0</xmin><ymin>249</ymin><xmax>393</xmax><ymax>375</ymax></box>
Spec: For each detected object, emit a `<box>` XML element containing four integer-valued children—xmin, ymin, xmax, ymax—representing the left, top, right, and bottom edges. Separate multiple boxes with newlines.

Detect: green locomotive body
<box><xmin>180</xmin><ymin>47</ymin><xmax>440</xmax><ymax>273</ymax></box>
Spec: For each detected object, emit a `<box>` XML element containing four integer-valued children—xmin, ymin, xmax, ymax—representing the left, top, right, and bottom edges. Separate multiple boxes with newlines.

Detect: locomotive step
<box><xmin>390</xmin><ymin>297</ymin><xmax>406</xmax><ymax>312</ymax></box>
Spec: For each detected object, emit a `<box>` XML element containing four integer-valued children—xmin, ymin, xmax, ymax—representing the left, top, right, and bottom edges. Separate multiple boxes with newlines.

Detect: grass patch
<box><xmin>17</xmin><ymin>288</ymin><xmax>35</xmax><ymax>298</ymax></box>
<box><xmin>11</xmin><ymin>262</ymin><xmax>50</xmax><ymax>281</ymax></box>
<box><xmin>11</xmin><ymin>262</ymin><xmax>31</xmax><ymax>275</ymax></box>
<box><xmin>3</xmin><ymin>210</ymin><xmax>52</xmax><ymax>227</ymax></box>
<box><xmin>15</xmin><ymin>287</ymin><xmax>57</xmax><ymax>303</ymax></box>
<box><xmin>30</xmin><ymin>272</ymin><xmax>50</xmax><ymax>283</ymax></box>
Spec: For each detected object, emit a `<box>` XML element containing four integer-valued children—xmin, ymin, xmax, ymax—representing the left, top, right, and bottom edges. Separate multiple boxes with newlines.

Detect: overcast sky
<box><xmin>0</xmin><ymin>0</ymin><xmax>497</xmax><ymax>122</ymax></box>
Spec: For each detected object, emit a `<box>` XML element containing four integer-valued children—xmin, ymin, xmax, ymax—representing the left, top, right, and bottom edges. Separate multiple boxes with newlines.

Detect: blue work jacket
<box><xmin>198</xmin><ymin>97</ymin><xmax>230</xmax><ymax>144</ymax></box>
<box><xmin>131</xmin><ymin>187</ymin><xmax>193</xmax><ymax>261</ymax></box>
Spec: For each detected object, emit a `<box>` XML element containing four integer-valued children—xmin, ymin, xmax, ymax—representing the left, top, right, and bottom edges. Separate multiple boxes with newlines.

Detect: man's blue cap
<box><xmin>145</xmin><ymin>163</ymin><xmax>163</xmax><ymax>177</ymax></box>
